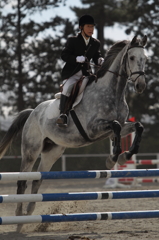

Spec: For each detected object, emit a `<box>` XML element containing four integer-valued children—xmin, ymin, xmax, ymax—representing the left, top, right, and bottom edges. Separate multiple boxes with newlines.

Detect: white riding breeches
<box><xmin>62</xmin><ymin>70</ymin><xmax>83</xmax><ymax>97</ymax></box>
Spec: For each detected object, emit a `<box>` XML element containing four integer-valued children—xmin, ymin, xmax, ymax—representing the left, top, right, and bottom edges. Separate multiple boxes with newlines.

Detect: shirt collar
<box><xmin>81</xmin><ymin>34</ymin><xmax>90</xmax><ymax>46</ymax></box>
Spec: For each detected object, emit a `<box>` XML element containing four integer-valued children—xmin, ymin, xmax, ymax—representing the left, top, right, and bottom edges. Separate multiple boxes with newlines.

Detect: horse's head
<box><xmin>125</xmin><ymin>35</ymin><xmax>147</xmax><ymax>93</ymax></box>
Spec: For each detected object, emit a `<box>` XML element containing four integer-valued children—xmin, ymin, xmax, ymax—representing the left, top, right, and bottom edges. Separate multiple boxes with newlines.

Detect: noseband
<box><xmin>126</xmin><ymin>45</ymin><xmax>145</xmax><ymax>82</ymax></box>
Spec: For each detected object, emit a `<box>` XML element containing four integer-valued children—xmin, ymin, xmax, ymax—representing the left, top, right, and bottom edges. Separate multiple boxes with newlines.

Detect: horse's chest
<box><xmin>117</xmin><ymin>101</ymin><xmax>129</xmax><ymax>123</ymax></box>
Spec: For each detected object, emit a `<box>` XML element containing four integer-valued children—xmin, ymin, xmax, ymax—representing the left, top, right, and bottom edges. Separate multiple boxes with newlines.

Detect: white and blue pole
<box><xmin>0</xmin><ymin>211</ymin><xmax>159</xmax><ymax>225</ymax></box>
<box><xmin>1</xmin><ymin>169</ymin><xmax>159</xmax><ymax>181</ymax></box>
<box><xmin>0</xmin><ymin>190</ymin><xmax>159</xmax><ymax>203</ymax></box>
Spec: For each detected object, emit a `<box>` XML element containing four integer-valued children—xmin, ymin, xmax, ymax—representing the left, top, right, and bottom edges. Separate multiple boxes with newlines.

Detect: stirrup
<box><xmin>56</xmin><ymin>114</ymin><xmax>68</xmax><ymax>127</ymax></box>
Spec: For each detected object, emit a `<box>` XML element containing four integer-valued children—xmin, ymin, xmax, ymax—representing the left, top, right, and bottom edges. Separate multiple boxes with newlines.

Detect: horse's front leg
<box><xmin>105</xmin><ymin>120</ymin><xmax>122</xmax><ymax>169</ymax></box>
<box><xmin>117</xmin><ymin>121</ymin><xmax>144</xmax><ymax>165</ymax></box>
<box><xmin>88</xmin><ymin>119</ymin><xmax>122</xmax><ymax>169</ymax></box>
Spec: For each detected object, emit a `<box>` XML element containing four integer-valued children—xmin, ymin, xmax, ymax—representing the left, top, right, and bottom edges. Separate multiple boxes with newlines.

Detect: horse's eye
<box><xmin>130</xmin><ymin>56</ymin><xmax>134</xmax><ymax>60</ymax></box>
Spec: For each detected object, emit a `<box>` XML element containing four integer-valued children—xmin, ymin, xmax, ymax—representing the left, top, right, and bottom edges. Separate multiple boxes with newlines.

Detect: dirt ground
<box><xmin>0</xmin><ymin>178</ymin><xmax>159</xmax><ymax>240</ymax></box>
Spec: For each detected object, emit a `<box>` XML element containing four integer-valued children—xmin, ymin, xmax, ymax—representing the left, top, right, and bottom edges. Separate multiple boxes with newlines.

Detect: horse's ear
<box><xmin>131</xmin><ymin>35</ymin><xmax>137</xmax><ymax>46</ymax></box>
<box><xmin>142</xmin><ymin>35</ymin><xmax>147</xmax><ymax>47</ymax></box>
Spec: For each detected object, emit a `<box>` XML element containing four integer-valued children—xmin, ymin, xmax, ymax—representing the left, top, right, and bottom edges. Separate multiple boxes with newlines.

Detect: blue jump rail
<box><xmin>0</xmin><ymin>210</ymin><xmax>159</xmax><ymax>225</ymax></box>
<box><xmin>0</xmin><ymin>190</ymin><xmax>159</xmax><ymax>203</ymax></box>
<box><xmin>0</xmin><ymin>169</ymin><xmax>159</xmax><ymax>181</ymax></box>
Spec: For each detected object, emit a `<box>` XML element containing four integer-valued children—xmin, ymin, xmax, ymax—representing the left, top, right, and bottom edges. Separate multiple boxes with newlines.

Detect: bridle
<box><xmin>87</xmin><ymin>45</ymin><xmax>146</xmax><ymax>83</ymax></box>
<box><xmin>105</xmin><ymin>45</ymin><xmax>145</xmax><ymax>82</ymax></box>
<box><xmin>125</xmin><ymin>45</ymin><xmax>145</xmax><ymax>82</ymax></box>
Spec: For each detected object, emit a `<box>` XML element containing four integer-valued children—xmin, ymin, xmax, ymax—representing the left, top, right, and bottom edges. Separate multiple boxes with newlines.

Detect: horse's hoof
<box><xmin>117</xmin><ymin>152</ymin><xmax>129</xmax><ymax>165</ymax></box>
<box><xmin>106</xmin><ymin>155</ymin><xmax>116</xmax><ymax>170</ymax></box>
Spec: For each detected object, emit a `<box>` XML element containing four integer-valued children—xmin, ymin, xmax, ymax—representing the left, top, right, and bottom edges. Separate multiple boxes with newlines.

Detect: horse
<box><xmin>0</xmin><ymin>35</ymin><xmax>147</xmax><ymax>220</ymax></box>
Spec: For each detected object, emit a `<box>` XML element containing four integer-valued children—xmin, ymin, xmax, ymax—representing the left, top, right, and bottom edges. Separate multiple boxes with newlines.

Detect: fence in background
<box><xmin>1</xmin><ymin>153</ymin><xmax>159</xmax><ymax>172</ymax></box>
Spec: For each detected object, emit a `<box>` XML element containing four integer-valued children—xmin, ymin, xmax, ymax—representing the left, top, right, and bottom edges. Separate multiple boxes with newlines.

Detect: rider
<box><xmin>56</xmin><ymin>14</ymin><xmax>104</xmax><ymax>127</ymax></box>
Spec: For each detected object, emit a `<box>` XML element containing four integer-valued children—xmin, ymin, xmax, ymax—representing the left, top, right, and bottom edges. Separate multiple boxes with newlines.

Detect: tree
<box><xmin>19</xmin><ymin>16</ymin><xmax>75</xmax><ymax>108</ymax></box>
<box><xmin>0</xmin><ymin>0</ymin><xmax>74</xmax><ymax>111</ymax></box>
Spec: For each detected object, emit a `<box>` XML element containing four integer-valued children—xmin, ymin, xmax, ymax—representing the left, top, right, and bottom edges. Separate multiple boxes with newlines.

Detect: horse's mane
<box><xmin>97</xmin><ymin>40</ymin><xmax>129</xmax><ymax>79</ymax></box>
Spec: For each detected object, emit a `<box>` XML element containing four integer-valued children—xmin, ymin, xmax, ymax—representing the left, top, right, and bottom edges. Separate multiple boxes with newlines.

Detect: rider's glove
<box><xmin>76</xmin><ymin>56</ymin><xmax>86</xmax><ymax>63</ymax></box>
<box><xmin>98</xmin><ymin>57</ymin><xmax>104</xmax><ymax>65</ymax></box>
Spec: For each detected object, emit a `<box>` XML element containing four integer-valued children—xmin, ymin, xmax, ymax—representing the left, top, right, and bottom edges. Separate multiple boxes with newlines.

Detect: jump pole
<box><xmin>122</xmin><ymin>159</ymin><xmax>159</xmax><ymax>165</ymax></box>
<box><xmin>1</xmin><ymin>190</ymin><xmax>159</xmax><ymax>203</ymax></box>
<box><xmin>1</xmin><ymin>210</ymin><xmax>159</xmax><ymax>225</ymax></box>
<box><xmin>1</xmin><ymin>169</ymin><xmax>159</xmax><ymax>181</ymax></box>
<box><xmin>119</xmin><ymin>178</ymin><xmax>159</xmax><ymax>183</ymax></box>
<box><xmin>118</xmin><ymin>159</ymin><xmax>159</xmax><ymax>184</ymax></box>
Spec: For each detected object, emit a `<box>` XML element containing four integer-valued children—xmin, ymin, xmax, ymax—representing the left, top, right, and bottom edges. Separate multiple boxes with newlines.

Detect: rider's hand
<box><xmin>76</xmin><ymin>56</ymin><xmax>86</xmax><ymax>63</ymax></box>
<box><xmin>98</xmin><ymin>57</ymin><xmax>104</xmax><ymax>65</ymax></box>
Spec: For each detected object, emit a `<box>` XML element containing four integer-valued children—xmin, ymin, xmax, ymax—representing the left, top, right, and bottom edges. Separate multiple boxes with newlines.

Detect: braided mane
<box><xmin>97</xmin><ymin>38</ymin><xmax>143</xmax><ymax>79</ymax></box>
<box><xmin>97</xmin><ymin>40</ymin><xmax>129</xmax><ymax>78</ymax></box>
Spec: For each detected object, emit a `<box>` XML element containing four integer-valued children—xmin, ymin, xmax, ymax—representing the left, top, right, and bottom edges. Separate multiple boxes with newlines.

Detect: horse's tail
<box><xmin>0</xmin><ymin>109</ymin><xmax>33</xmax><ymax>159</ymax></box>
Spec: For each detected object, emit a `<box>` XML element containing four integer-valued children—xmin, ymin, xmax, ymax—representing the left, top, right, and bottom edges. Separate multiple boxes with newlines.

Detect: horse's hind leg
<box><xmin>105</xmin><ymin>120</ymin><xmax>122</xmax><ymax>169</ymax></box>
<box><xmin>16</xmin><ymin>153</ymin><xmax>41</xmax><ymax>217</ymax></box>
<box><xmin>26</xmin><ymin>143</ymin><xmax>65</xmax><ymax>216</ymax></box>
<box><xmin>16</xmin><ymin>137</ymin><xmax>43</xmax><ymax>217</ymax></box>
<box><xmin>16</xmin><ymin>150</ymin><xmax>42</xmax><ymax>232</ymax></box>
<box><xmin>118</xmin><ymin>122</ymin><xmax>144</xmax><ymax>165</ymax></box>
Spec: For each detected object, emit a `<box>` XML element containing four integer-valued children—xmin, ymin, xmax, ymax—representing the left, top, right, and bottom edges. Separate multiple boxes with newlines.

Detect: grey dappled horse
<box><xmin>0</xmin><ymin>36</ymin><xmax>147</xmax><ymax>219</ymax></box>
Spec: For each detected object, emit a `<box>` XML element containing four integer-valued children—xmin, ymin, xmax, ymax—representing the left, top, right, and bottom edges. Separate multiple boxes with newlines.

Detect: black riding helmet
<box><xmin>79</xmin><ymin>14</ymin><xmax>96</xmax><ymax>27</ymax></box>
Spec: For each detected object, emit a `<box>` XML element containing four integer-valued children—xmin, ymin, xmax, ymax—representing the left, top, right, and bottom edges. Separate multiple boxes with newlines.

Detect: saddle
<box><xmin>55</xmin><ymin>76</ymin><xmax>88</xmax><ymax>112</ymax></box>
<box><xmin>66</xmin><ymin>76</ymin><xmax>84</xmax><ymax>111</ymax></box>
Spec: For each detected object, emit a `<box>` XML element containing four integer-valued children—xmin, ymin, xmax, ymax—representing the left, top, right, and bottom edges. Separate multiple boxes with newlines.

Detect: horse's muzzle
<box><xmin>135</xmin><ymin>80</ymin><xmax>146</xmax><ymax>94</ymax></box>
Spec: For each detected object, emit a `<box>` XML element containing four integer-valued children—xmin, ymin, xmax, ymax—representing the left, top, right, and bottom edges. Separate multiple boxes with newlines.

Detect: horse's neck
<box><xmin>97</xmin><ymin>44</ymin><xmax>128</xmax><ymax>93</ymax></box>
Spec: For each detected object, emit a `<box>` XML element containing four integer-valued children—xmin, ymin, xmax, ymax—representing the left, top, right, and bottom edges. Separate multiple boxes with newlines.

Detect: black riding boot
<box><xmin>56</xmin><ymin>94</ymin><xmax>69</xmax><ymax>127</ymax></box>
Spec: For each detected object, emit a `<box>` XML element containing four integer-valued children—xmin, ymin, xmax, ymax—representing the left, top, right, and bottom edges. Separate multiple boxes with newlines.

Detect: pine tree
<box><xmin>0</xmin><ymin>0</ymin><xmax>74</xmax><ymax>111</ymax></box>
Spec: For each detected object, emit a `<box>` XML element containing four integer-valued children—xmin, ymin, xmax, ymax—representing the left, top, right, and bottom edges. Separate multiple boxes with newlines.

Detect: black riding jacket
<box><xmin>61</xmin><ymin>33</ymin><xmax>102</xmax><ymax>80</ymax></box>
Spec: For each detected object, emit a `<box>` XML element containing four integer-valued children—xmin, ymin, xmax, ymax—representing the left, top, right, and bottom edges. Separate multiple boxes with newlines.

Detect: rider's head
<box><xmin>79</xmin><ymin>15</ymin><xmax>95</xmax><ymax>39</ymax></box>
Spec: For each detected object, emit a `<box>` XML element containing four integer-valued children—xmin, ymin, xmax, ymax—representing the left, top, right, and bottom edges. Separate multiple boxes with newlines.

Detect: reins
<box><xmin>88</xmin><ymin>45</ymin><xmax>145</xmax><ymax>83</ymax></box>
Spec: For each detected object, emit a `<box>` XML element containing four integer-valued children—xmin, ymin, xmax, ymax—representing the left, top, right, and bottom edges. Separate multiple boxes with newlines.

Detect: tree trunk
<box><xmin>96</xmin><ymin>23</ymin><xmax>105</xmax><ymax>57</ymax></box>
<box><xmin>17</xmin><ymin>0</ymin><xmax>24</xmax><ymax>111</ymax></box>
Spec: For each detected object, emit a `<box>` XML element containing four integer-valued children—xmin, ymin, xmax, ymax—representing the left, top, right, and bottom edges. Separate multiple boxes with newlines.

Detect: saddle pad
<box><xmin>54</xmin><ymin>77</ymin><xmax>89</xmax><ymax>108</ymax></box>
